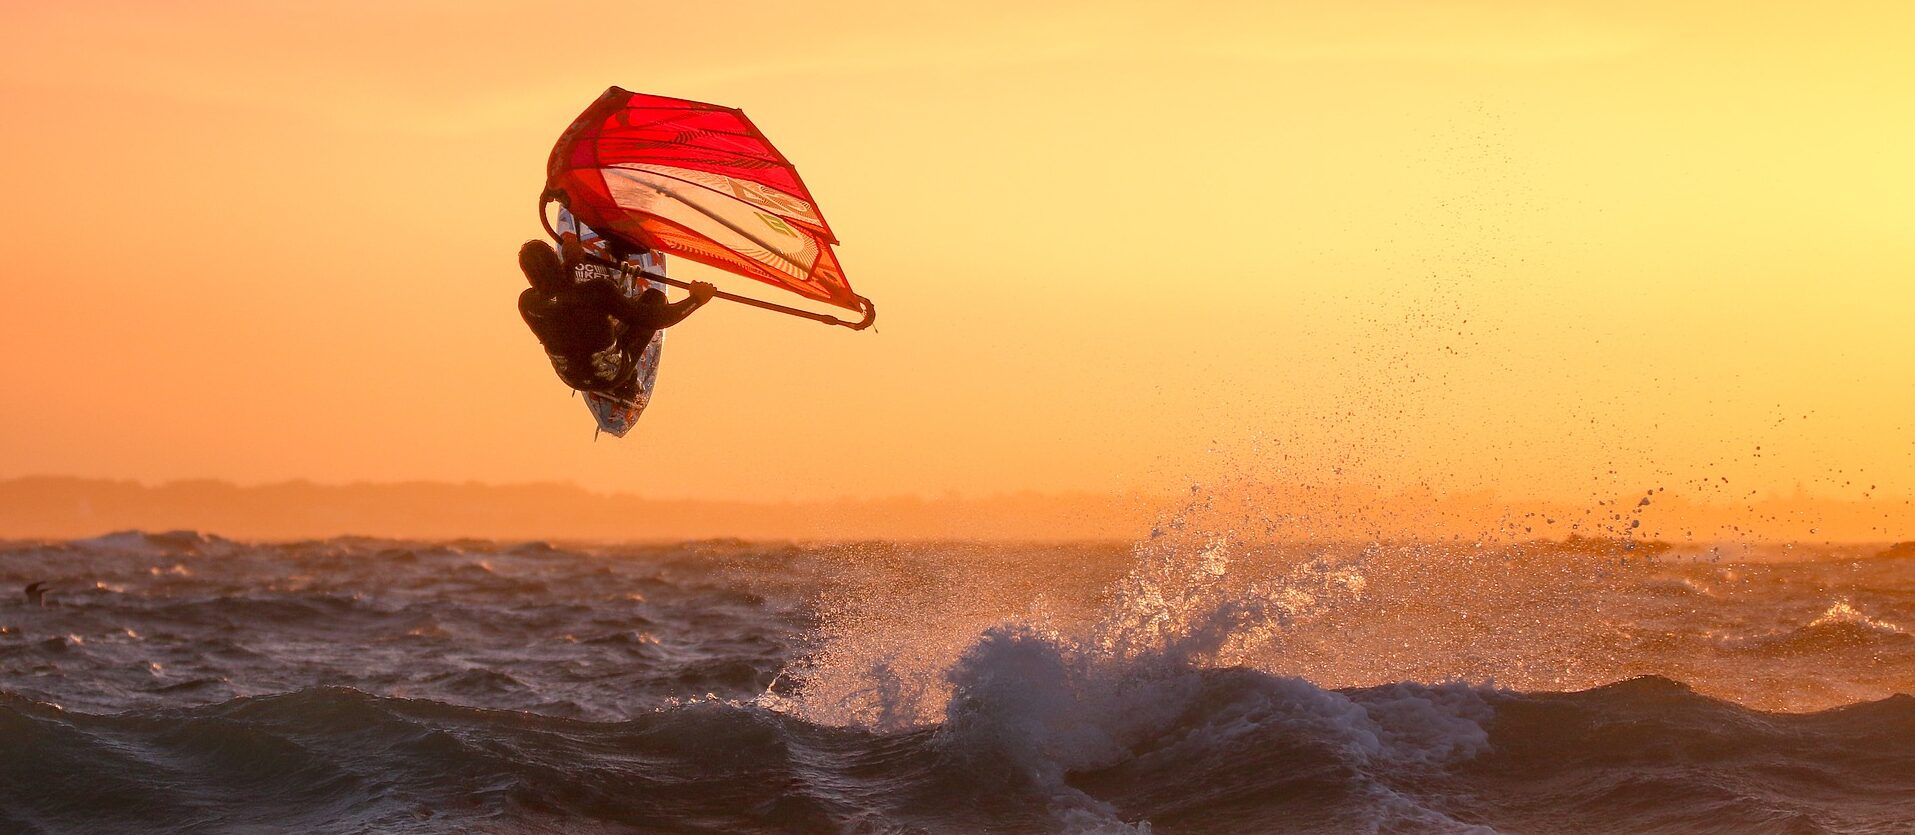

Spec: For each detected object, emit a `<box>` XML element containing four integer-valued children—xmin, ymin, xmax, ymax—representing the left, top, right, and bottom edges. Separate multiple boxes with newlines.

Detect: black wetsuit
<box><xmin>519</xmin><ymin>280</ymin><xmax>701</xmax><ymax>392</ymax></box>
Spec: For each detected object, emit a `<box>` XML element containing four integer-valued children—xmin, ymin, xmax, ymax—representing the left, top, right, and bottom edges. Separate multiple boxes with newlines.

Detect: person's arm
<box><xmin>604</xmin><ymin>281</ymin><xmax>717</xmax><ymax>330</ymax></box>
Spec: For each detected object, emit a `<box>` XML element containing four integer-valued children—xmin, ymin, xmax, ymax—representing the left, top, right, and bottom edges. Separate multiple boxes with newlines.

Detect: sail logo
<box><xmin>729</xmin><ymin>178</ymin><xmax>818</xmax><ymax>220</ymax></box>
<box><xmin>755</xmin><ymin>211</ymin><xmax>799</xmax><ymax>238</ymax></box>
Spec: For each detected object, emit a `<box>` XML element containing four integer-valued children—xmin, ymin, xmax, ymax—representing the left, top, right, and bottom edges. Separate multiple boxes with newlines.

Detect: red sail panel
<box><xmin>546</xmin><ymin>88</ymin><xmax>860</xmax><ymax>310</ymax></box>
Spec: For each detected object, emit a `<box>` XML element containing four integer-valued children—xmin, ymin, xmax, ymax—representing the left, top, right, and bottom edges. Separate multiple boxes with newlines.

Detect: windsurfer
<box><xmin>517</xmin><ymin>239</ymin><xmax>715</xmax><ymax>393</ymax></box>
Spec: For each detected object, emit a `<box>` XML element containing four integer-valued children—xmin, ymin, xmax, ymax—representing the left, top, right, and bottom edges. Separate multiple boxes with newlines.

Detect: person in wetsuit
<box><xmin>517</xmin><ymin>239</ymin><xmax>716</xmax><ymax>393</ymax></box>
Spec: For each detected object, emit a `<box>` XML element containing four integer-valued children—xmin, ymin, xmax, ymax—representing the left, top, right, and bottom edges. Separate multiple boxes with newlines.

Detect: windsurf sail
<box><xmin>543</xmin><ymin>87</ymin><xmax>874</xmax><ymax>329</ymax></box>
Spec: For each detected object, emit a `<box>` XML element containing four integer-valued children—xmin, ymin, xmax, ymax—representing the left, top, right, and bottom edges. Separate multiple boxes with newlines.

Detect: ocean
<box><xmin>2</xmin><ymin>528</ymin><xmax>1912</xmax><ymax>833</ymax></box>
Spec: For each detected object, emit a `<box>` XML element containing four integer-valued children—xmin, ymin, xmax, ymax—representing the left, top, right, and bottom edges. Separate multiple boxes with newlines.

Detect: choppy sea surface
<box><xmin>3</xmin><ymin>528</ymin><xmax>1913</xmax><ymax>833</ymax></box>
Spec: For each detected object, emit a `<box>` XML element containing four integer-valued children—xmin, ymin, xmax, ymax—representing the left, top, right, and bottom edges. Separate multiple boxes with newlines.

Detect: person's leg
<box><xmin>600</xmin><ymin>349</ymin><xmax>642</xmax><ymax>399</ymax></box>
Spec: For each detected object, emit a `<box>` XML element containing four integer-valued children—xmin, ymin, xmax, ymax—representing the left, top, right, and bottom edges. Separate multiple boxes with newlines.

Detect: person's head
<box><xmin>519</xmin><ymin>240</ymin><xmax>565</xmax><ymax>292</ymax></box>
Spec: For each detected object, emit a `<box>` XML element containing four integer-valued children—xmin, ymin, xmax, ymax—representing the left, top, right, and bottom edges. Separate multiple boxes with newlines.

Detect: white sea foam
<box><xmin>789</xmin><ymin>514</ymin><xmax>1501</xmax><ymax>830</ymax></box>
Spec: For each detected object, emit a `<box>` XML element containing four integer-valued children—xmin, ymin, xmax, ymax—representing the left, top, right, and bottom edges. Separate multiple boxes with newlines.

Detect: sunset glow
<box><xmin>3</xmin><ymin>1</ymin><xmax>1911</xmax><ymax>517</ymax></box>
<box><xmin>8</xmin><ymin>7</ymin><xmax>1915</xmax><ymax>831</ymax></box>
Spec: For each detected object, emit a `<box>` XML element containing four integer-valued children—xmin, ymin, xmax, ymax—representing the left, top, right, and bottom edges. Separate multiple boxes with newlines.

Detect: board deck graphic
<box><xmin>557</xmin><ymin>208</ymin><xmax>665</xmax><ymax>438</ymax></box>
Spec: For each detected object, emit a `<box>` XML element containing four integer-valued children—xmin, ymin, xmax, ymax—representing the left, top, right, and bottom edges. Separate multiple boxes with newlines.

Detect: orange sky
<box><xmin>1</xmin><ymin>1</ymin><xmax>1911</xmax><ymax>506</ymax></box>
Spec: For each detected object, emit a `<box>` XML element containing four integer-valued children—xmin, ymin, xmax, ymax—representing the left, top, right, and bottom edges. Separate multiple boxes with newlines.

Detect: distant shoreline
<box><xmin>0</xmin><ymin>476</ymin><xmax>1158</xmax><ymax>542</ymax></box>
<box><xmin>1</xmin><ymin>476</ymin><xmax>1906</xmax><ymax>544</ymax></box>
